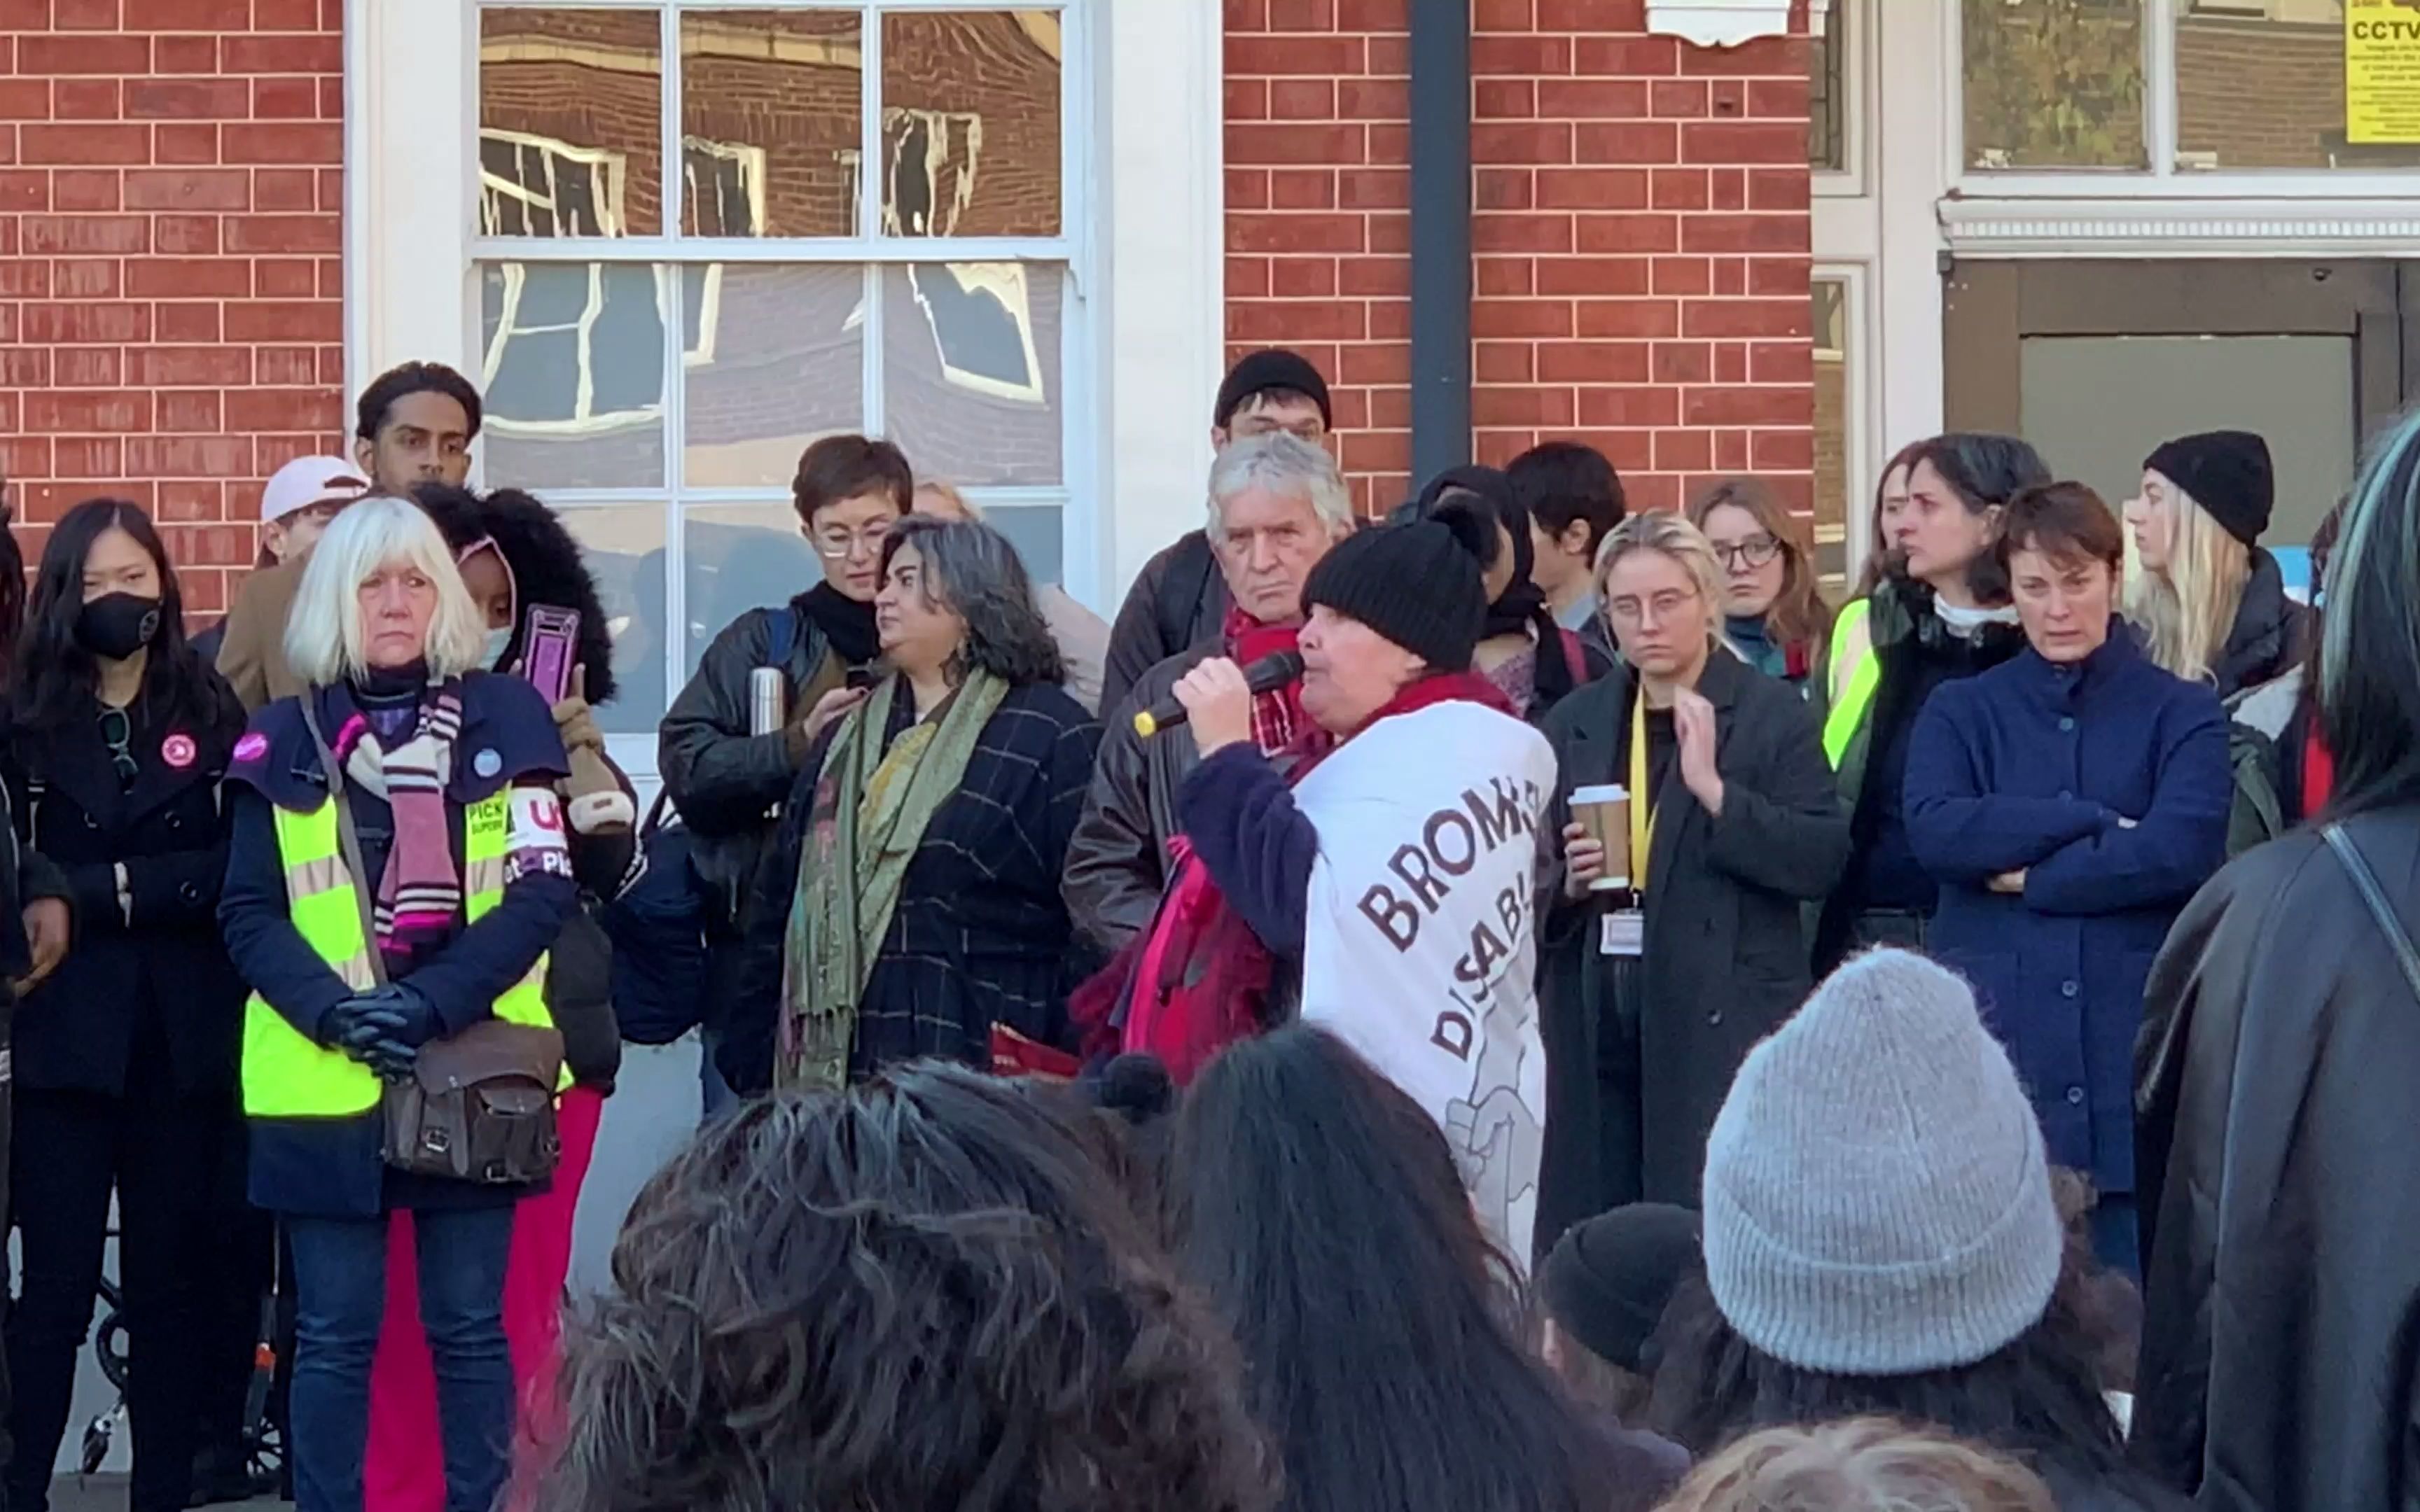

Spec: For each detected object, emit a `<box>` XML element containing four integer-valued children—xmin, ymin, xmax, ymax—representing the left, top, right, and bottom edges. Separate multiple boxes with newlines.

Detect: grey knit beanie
<box><xmin>1701</xmin><ymin>949</ymin><xmax>2063</xmax><ymax>1377</ymax></box>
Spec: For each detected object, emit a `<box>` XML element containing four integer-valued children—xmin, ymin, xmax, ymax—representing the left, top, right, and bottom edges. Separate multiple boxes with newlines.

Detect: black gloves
<box><xmin>322</xmin><ymin>981</ymin><xmax>440</xmax><ymax>1082</ymax></box>
<box><xmin>349</xmin><ymin>982</ymin><xmax>441</xmax><ymax>1046</ymax></box>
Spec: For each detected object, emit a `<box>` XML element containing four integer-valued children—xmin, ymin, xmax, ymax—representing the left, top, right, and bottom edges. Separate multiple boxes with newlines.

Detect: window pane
<box><xmin>479</xmin><ymin>261</ymin><xmax>668</xmax><ymax>489</ymax></box>
<box><xmin>681</xmin><ymin>10</ymin><xmax>861</xmax><ymax>237</ymax></box>
<box><xmin>1962</xmin><ymin>0</ymin><xmax>2148</xmax><ymax>169</ymax></box>
<box><xmin>880</xmin><ymin>10</ymin><xmax>1062</xmax><ymax>237</ymax></box>
<box><xmin>552</xmin><ymin>503</ymin><xmax>671</xmax><ymax>734</ymax></box>
<box><xmin>682</xmin><ymin>501</ymin><xmax>825</xmax><ymax>673</ymax></box>
<box><xmin>1811</xmin><ymin>278</ymin><xmax>1850</xmax><ymax>595</ymax></box>
<box><xmin>978</xmin><ymin>501</ymin><xmax>1065</xmax><ymax>587</ymax></box>
<box><xmin>1809</xmin><ymin>0</ymin><xmax>1844</xmax><ymax>172</ymax></box>
<box><xmin>479</xmin><ymin>8</ymin><xmax>662</xmax><ymax>236</ymax></box>
<box><xmin>685</xmin><ymin>264</ymin><xmax>866</xmax><ymax>489</ymax></box>
<box><xmin>2175</xmin><ymin>1</ymin><xmax>2420</xmax><ymax>169</ymax></box>
<box><xmin>884</xmin><ymin>262</ymin><xmax>1062</xmax><ymax>486</ymax></box>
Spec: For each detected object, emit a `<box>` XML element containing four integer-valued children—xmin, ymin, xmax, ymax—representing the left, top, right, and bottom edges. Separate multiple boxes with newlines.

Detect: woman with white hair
<box><xmin>217</xmin><ymin>496</ymin><xmax>576</xmax><ymax>1512</ymax></box>
<box><xmin>1537</xmin><ymin>512</ymin><xmax>1849</xmax><ymax>1245</ymax></box>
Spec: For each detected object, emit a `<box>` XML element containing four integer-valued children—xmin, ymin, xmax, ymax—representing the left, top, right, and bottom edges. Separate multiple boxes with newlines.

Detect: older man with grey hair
<box><xmin>1063</xmin><ymin>433</ymin><xmax>1355</xmax><ymax>953</ymax></box>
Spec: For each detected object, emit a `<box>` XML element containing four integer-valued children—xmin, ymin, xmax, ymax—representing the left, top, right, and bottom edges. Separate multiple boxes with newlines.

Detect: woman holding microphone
<box><xmin>1537</xmin><ymin>513</ymin><xmax>1849</xmax><ymax>1247</ymax></box>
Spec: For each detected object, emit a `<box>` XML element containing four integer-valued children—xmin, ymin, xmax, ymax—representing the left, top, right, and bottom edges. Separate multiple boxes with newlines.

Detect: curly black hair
<box><xmin>410</xmin><ymin>482</ymin><xmax>618</xmax><ymax>706</ymax></box>
<box><xmin>356</xmin><ymin>360</ymin><xmax>483</xmax><ymax>442</ymax></box>
<box><xmin>527</xmin><ymin>1063</ymin><xmax>1275</xmax><ymax>1512</ymax></box>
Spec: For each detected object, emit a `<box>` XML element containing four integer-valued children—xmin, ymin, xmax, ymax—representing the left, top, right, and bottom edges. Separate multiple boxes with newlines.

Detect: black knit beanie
<box><xmin>2144</xmin><ymin>429</ymin><xmax>2274</xmax><ymax>547</ymax></box>
<box><xmin>1214</xmin><ymin>348</ymin><xmax>1332</xmax><ymax>430</ymax></box>
<box><xmin>1300</xmin><ymin>516</ymin><xmax>1488</xmax><ymax>673</ymax></box>
<box><xmin>1538</xmin><ymin>1203</ymin><xmax>1703</xmax><ymax>1376</ymax></box>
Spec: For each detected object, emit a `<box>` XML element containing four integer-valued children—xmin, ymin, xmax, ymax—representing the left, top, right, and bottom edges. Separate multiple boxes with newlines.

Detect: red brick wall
<box><xmin>1223</xmin><ymin>0</ymin><xmax>1813</xmax><ymax>518</ymax></box>
<box><xmin>0</xmin><ymin>0</ymin><xmax>345</xmax><ymax>620</ymax></box>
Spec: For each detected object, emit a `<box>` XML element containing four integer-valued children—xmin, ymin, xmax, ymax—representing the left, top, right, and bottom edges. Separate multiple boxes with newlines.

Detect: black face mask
<box><xmin>76</xmin><ymin>592</ymin><xmax>162</xmax><ymax>662</ymax></box>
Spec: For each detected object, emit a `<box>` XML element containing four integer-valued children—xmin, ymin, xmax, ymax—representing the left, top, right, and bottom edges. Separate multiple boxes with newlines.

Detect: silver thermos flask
<box><xmin>749</xmin><ymin>666</ymin><xmax>788</xmax><ymax>736</ymax></box>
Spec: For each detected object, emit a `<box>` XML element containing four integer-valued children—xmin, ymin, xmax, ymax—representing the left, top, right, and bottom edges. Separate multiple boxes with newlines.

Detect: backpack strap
<box><xmin>2323</xmin><ymin>822</ymin><xmax>2420</xmax><ymax>1002</ymax></box>
<box><xmin>1557</xmin><ymin>626</ymin><xmax>1588</xmax><ymax>686</ymax></box>
<box><xmin>765</xmin><ymin>606</ymin><xmax>800</xmax><ymax>672</ymax></box>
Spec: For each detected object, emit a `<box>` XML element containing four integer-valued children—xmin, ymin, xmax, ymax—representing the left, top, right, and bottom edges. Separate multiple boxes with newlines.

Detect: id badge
<box><xmin>1599</xmin><ymin>909</ymin><xmax>1645</xmax><ymax>958</ymax></box>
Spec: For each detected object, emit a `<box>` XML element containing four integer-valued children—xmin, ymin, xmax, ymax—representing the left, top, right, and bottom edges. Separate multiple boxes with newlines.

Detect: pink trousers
<box><xmin>361</xmin><ymin>1086</ymin><xmax>604</xmax><ymax>1512</ymax></box>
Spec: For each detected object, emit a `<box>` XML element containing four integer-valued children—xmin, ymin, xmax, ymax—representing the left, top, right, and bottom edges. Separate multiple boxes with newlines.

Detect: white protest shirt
<box><xmin>1293</xmin><ymin>697</ymin><xmax>1559</xmax><ymax>1269</ymax></box>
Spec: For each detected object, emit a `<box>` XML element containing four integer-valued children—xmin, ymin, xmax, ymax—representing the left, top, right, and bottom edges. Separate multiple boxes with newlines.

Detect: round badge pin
<box><xmin>232</xmin><ymin>732</ymin><xmax>268</xmax><ymax>764</ymax></box>
<box><xmin>472</xmin><ymin>748</ymin><xmax>502</xmax><ymax>778</ymax></box>
<box><xmin>161</xmin><ymin>733</ymin><xmax>197</xmax><ymax>769</ymax></box>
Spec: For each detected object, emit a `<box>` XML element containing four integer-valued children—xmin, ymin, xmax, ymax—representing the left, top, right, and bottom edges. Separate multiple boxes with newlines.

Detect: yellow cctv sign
<box><xmin>2348</xmin><ymin>0</ymin><xmax>2420</xmax><ymax>144</ymax></box>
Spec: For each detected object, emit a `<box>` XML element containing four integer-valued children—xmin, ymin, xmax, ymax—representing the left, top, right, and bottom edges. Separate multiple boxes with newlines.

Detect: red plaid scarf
<box><xmin>1226</xmin><ymin>605</ymin><xmax>1315</xmax><ymax>757</ymax></box>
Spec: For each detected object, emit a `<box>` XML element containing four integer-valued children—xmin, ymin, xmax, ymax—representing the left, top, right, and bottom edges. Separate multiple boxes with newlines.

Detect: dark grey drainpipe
<box><xmin>1407</xmin><ymin>0</ymin><xmax>1473</xmax><ymax>493</ymax></box>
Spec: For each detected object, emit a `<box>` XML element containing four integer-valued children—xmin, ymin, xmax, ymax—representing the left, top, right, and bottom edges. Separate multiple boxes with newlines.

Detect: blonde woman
<box><xmin>2124</xmin><ymin>429</ymin><xmax>2307</xmax><ymax>699</ymax></box>
<box><xmin>1657</xmin><ymin>1420</ymin><xmax>2056</xmax><ymax>1512</ymax></box>
<box><xmin>218</xmin><ymin>496</ymin><xmax>576</xmax><ymax>1512</ymax></box>
<box><xmin>1536</xmin><ymin>512</ymin><xmax>1849</xmax><ymax>1236</ymax></box>
<box><xmin>913</xmin><ymin>480</ymin><xmax>1110</xmax><ymax>714</ymax></box>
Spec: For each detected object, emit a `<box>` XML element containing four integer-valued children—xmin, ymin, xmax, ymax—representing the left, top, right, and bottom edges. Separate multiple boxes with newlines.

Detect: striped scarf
<box><xmin>326</xmin><ymin>680</ymin><xmax>465</xmax><ymax>967</ymax></box>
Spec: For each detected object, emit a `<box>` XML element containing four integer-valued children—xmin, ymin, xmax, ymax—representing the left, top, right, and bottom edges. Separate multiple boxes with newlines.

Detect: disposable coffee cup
<box><xmin>1569</xmin><ymin>783</ymin><xmax>1631</xmax><ymax>892</ymax></box>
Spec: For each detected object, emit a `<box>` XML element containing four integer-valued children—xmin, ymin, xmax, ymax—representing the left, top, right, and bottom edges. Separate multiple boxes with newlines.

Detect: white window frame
<box><xmin>347</xmin><ymin>0</ymin><xmax>1226</xmax><ymax>780</ymax></box>
<box><xmin>1810</xmin><ymin>0</ymin><xmax>1867</xmax><ymax>198</ymax></box>
<box><xmin>1809</xmin><ymin>262</ymin><xmax>1879</xmax><ymax>584</ymax></box>
<box><xmin>1948</xmin><ymin>0</ymin><xmax>2420</xmax><ymax>200</ymax></box>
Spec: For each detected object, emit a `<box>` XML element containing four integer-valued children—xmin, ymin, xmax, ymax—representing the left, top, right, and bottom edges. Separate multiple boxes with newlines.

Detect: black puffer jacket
<box><xmin>2208</xmin><ymin>547</ymin><xmax>2308</xmax><ymax>701</ymax></box>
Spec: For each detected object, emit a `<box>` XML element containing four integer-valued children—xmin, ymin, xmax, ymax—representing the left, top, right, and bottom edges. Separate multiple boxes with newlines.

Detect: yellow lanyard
<box><xmin>1629</xmin><ymin>694</ymin><xmax>1655</xmax><ymax>894</ymax></box>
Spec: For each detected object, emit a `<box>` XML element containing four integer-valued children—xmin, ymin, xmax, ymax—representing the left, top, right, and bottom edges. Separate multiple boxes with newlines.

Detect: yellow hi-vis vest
<box><xmin>1821</xmin><ymin>597</ymin><xmax>1880</xmax><ymax>769</ymax></box>
<box><xmin>241</xmin><ymin>791</ymin><xmax>551</xmax><ymax>1119</ymax></box>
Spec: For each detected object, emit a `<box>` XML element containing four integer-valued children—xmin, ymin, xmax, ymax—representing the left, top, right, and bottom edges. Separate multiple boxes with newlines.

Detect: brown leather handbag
<box><xmin>303</xmin><ymin>699</ymin><xmax>564</xmax><ymax>1186</ymax></box>
<box><xmin>380</xmin><ymin>1020</ymin><xmax>563</xmax><ymax>1185</ymax></box>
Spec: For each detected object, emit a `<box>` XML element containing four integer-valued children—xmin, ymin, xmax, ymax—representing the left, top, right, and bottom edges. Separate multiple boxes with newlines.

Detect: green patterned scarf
<box><xmin>777</xmin><ymin>667</ymin><xmax>1008</xmax><ymax>1091</ymax></box>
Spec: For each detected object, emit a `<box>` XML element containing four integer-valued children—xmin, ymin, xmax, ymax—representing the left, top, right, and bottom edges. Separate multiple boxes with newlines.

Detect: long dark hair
<box><xmin>533</xmin><ymin>1064</ymin><xmax>1274</xmax><ymax>1512</ymax></box>
<box><xmin>11</xmin><ymin>498</ymin><xmax>213</xmax><ymax>733</ymax></box>
<box><xmin>878</xmin><ymin>514</ymin><xmax>1065</xmax><ymax>688</ymax></box>
<box><xmin>1165</xmin><ymin>1025</ymin><xmax>1634</xmax><ymax>1512</ymax></box>
<box><xmin>1875</xmin><ymin>433</ymin><xmax>2051</xmax><ymax>609</ymax></box>
<box><xmin>1416</xmin><ymin>465</ymin><xmax>1580</xmax><ymax>713</ymax></box>
<box><xmin>1645</xmin><ymin>1257</ymin><xmax>2132</xmax><ymax>1488</ymax></box>
<box><xmin>2322</xmin><ymin>407</ymin><xmax>2420</xmax><ymax>816</ymax></box>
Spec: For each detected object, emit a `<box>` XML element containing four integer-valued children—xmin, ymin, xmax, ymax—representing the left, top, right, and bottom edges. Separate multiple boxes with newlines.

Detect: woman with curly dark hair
<box><xmin>527</xmin><ymin>1062</ymin><xmax>1274</xmax><ymax>1512</ymax></box>
<box><xmin>1644</xmin><ymin>951</ymin><xmax>2181</xmax><ymax>1512</ymax></box>
<box><xmin>1164</xmin><ymin>1024</ymin><xmax>1681</xmax><ymax>1512</ymax></box>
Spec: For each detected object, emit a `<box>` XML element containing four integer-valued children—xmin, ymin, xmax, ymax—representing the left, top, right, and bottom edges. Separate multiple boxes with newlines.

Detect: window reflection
<box><xmin>478</xmin><ymin>8</ymin><xmax>662</xmax><ymax>235</ymax></box>
<box><xmin>684</xmin><ymin>264</ymin><xmax>867</xmax><ymax>489</ymax></box>
<box><xmin>2175</xmin><ymin>0</ymin><xmax>2420</xmax><ymax>169</ymax></box>
<box><xmin>1962</xmin><ymin>0</ymin><xmax>2148</xmax><ymax>170</ymax></box>
<box><xmin>1811</xmin><ymin>278</ymin><xmax>1850</xmax><ymax>594</ymax></box>
<box><xmin>681</xmin><ymin>10</ymin><xmax>861</xmax><ymax>237</ymax></box>
<box><xmin>885</xmin><ymin>262</ymin><xmax>1062</xmax><ymax>486</ymax></box>
<box><xmin>882</xmin><ymin>11</ymin><xmax>1062</xmax><ymax>237</ymax></box>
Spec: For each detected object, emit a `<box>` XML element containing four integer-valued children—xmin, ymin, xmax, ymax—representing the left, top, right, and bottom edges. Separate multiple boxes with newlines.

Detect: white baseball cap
<box><xmin>260</xmin><ymin>454</ymin><xmax>368</xmax><ymax>526</ymax></box>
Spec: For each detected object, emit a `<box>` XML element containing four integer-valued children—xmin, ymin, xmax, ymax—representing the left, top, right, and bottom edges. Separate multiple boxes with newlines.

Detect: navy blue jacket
<box><xmin>1905</xmin><ymin>626</ymin><xmax>2229</xmax><ymax>1194</ymax></box>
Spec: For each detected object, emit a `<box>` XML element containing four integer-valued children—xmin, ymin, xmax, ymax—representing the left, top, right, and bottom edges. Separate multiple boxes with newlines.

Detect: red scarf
<box><xmin>1071</xmin><ymin>670</ymin><xmax>1515</xmax><ymax>1082</ymax></box>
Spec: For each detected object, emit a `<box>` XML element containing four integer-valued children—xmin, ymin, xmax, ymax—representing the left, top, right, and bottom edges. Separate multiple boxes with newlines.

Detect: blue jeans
<box><xmin>286</xmin><ymin>1205</ymin><xmax>516</xmax><ymax>1512</ymax></box>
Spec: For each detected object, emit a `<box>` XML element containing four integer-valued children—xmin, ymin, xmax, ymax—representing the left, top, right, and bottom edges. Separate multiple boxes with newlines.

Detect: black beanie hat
<box><xmin>2143</xmin><ymin>429</ymin><xmax>2274</xmax><ymax>547</ymax></box>
<box><xmin>1539</xmin><ymin>1203</ymin><xmax>1703</xmax><ymax>1376</ymax></box>
<box><xmin>1215</xmin><ymin>348</ymin><xmax>1333</xmax><ymax>430</ymax></box>
<box><xmin>1301</xmin><ymin>514</ymin><xmax>1489</xmax><ymax>672</ymax></box>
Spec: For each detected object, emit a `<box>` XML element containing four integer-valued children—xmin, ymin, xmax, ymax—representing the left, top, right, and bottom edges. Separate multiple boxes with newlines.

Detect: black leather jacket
<box><xmin>656</xmin><ymin>597</ymin><xmax>848</xmax><ymax>927</ymax></box>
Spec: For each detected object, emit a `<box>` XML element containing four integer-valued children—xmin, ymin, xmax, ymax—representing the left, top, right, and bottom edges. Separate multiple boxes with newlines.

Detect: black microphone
<box><xmin>1132</xmin><ymin>650</ymin><xmax>1305</xmax><ymax>738</ymax></box>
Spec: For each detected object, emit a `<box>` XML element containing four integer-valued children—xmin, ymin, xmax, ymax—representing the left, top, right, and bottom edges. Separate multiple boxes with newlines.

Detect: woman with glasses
<box><xmin>658</xmin><ymin>434</ymin><xmax>909</xmax><ymax>1112</ymax></box>
<box><xmin>1536</xmin><ymin>513</ymin><xmax>1847</xmax><ymax>1244</ymax></box>
<box><xmin>0</xmin><ymin>499</ymin><xmax>249</xmax><ymax>1512</ymax></box>
<box><xmin>1688</xmin><ymin>479</ymin><xmax>1830</xmax><ymax>689</ymax></box>
<box><xmin>719</xmin><ymin>515</ymin><xmax>1099</xmax><ymax>1095</ymax></box>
